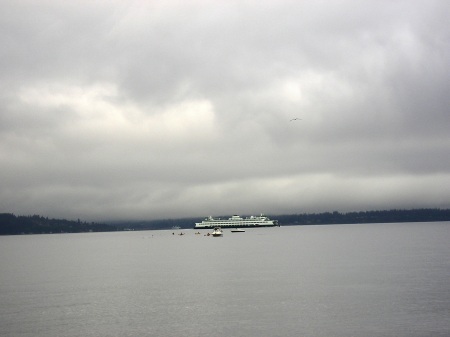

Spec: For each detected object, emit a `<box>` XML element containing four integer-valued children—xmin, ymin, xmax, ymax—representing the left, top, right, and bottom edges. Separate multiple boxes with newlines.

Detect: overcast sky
<box><xmin>1</xmin><ymin>0</ymin><xmax>450</xmax><ymax>221</ymax></box>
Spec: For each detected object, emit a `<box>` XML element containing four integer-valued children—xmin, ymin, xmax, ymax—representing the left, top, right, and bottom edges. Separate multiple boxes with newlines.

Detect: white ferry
<box><xmin>194</xmin><ymin>214</ymin><xmax>278</xmax><ymax>229</ymax></box>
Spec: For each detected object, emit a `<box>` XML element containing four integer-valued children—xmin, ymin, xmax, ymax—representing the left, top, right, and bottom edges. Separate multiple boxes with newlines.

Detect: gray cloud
<box><xmin>1</xmin><ymin>0</ymin><xmax>450</xmax><ymax>221</ymax></box>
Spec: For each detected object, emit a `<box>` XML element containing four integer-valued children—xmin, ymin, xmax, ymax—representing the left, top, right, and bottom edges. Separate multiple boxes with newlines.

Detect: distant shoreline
<box><xmin>1</xmin><ymin>208</ymin><xmax>450</xmax><ymax>236</ymax></box>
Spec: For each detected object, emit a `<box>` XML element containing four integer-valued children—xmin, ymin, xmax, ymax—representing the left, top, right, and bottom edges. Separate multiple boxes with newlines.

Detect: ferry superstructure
<box><xmin>194</xmin><ymin>214</ymin><xmax>278</xmax><ymax>229</ymax></box>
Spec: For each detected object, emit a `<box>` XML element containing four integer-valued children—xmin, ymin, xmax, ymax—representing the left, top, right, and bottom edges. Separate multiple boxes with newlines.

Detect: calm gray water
<box><xmin>1</xmin><ymin>222</ymin><xmax>449</xmax><ymax>337</ymax></box>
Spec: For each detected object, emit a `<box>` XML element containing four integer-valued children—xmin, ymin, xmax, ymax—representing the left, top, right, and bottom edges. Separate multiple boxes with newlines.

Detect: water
<box><xmin>1</xmin><ymin>222</ymin><xmax>449</xmax><ymax>337</ymax></box>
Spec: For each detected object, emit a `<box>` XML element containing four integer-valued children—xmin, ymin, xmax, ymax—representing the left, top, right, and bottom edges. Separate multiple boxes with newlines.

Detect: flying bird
<box><xmin>290</xmin><ymin>118</ymin><xmax>302</xmax><ymax>121</ymax></box>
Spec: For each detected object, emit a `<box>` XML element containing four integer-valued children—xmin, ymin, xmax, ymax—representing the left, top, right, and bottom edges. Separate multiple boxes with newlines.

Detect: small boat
<box><xmin>211</xmin><ymin>227</ymin><xmax>223</xmax><ymax>237</ymax></box>
<box><xmin>231</xmin><ymin>228</ymin><xmax>245</xmax><ymax>233</ymax></box>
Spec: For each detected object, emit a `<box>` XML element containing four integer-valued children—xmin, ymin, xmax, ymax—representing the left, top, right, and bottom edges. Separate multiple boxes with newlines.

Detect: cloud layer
<box><xmin>1</xmin><ymin>0</ymin><xmax>450</xmax><ymax>220</ymax></box>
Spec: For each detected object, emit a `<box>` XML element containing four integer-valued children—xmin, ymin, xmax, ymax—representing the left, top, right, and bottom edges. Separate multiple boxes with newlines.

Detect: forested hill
<box><xmin>275</xmin><ymin>208</ymin><xmax>450</xmax><ymax>226</ymax></box>
<box><xmin>0</xmin><ymin>214</ymin><xmax>117</xmax><ymax>235</ymax></box>
<box><xmin>1</xmin><ymin>208</ymin><xmax>450</xmax><ymax>235</ymax></box>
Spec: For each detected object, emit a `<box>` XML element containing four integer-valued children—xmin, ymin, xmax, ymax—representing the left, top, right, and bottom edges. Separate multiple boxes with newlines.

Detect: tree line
<box><xmin>275</xmin><ymin>208</ymin><xmax>450</xmax><ymax>226</ymax></box>
<box><xmin>1</xmin><ymin>208</ymin><xmax>450</xmax><ymax>235</ymax></box>
<box><xmin>0</xmin><ymin>214</ymin><xmax>117</xmax><ymax>235</ymax></box>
